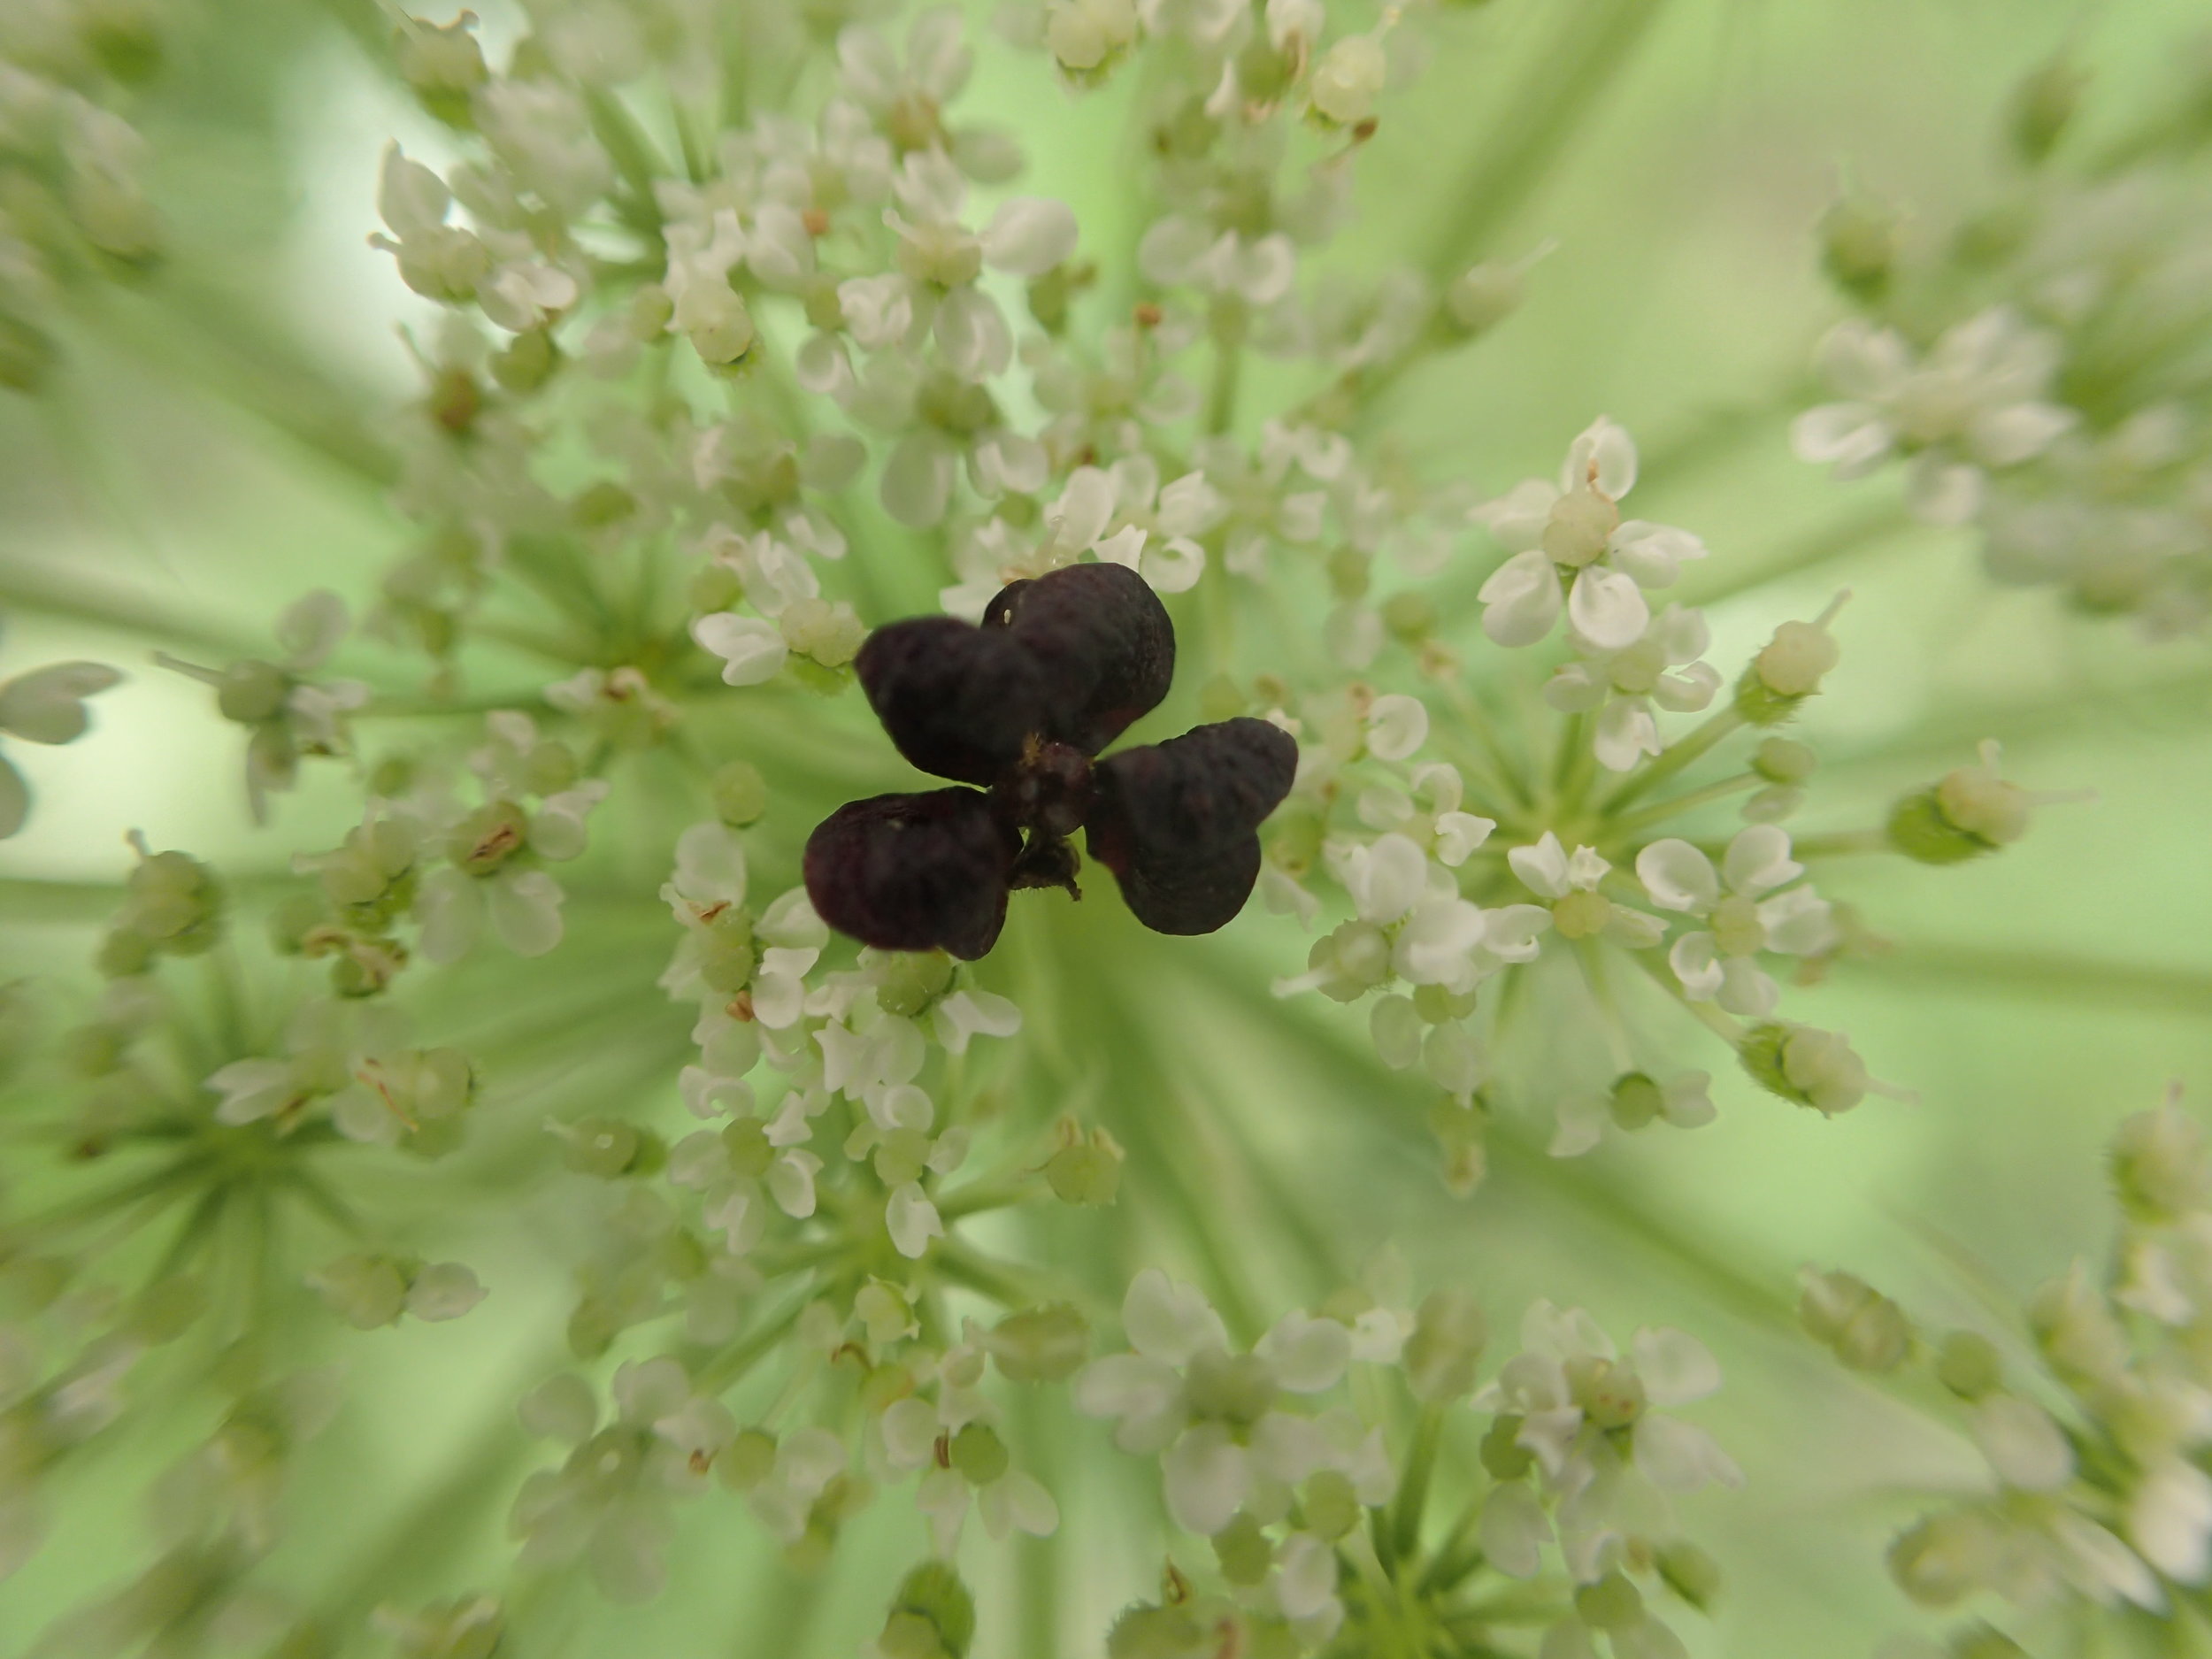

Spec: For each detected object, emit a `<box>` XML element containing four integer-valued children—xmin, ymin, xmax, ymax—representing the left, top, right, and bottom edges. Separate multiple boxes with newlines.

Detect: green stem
<box><xmin>1790</xmin><ymin>827</ymin><xmax>1892</xmax><ymax>858</ymax></box>
<box><xmin>1846</xmin><ymin>943</ymin><xmax>2212</xmax><ymax>1017</ymax></box>
<box><xmin>1599</xmin><ymin>707</ymin><xmax>1744</xmax><ymax>815</ymax></box>
<box><xmin>1391</xmin><ymin>1402</ymin><xmax>1448</xmax><ymax>1562</ymax></box>
<box><xmin>1416</xmin><ymin>0</ymin><xmax>1677</xmax><ymax>285</ymax></box>
<box><xmin>695</xmin><ymin>1294</ymin><xmax>810</xmax><ymax>1393</ymax></box>
<box><xmin>1205</xmin><ymin>300</ymin><xmax>1248</xmax><ymax>435</ymax></box>
<box><xmin>1684</xmin><ymin>501</ymin><xmax>1912</xmax><ymax>609</ymax></box>
<box><xmin>1605</xmin><ymin>772</ymin><xmax>1759</xmax><ymax>839</ymax></box>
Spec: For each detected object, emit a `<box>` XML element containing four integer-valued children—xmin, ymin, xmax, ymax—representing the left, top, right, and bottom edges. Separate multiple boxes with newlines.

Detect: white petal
<box><xmin>1722</xmin><ymin>825</ymin><xmax>1801</xmax><ymax>896</ymax></box>
<box><xmin>1908</xmin><ymin>456</ymin><xmax>1984</xmax><ymax>526</ymax></box>
<box><xmin>1971</xmin><ymin>1395</ymin><xmax>2074</xmax><ymax>1492</ymax></box>
<box><xmin>1607</xmin><ymin>521</ymin><xmax>1705</xmax><ymax>588</ymax></box>
<box><xmin>1345</xmin><ymin>833</ymin><xmax>1428</xmax><ymax>923</ymax></box>
<box><xmin>1565</xmin><ymin>417</ymin><xmax>1638</xmax><ymax>499</ymax></box>
<box><xmin>886</xmin><ymin>1183</ymin><xmax>943</xmax><ymax>1258</ymax></box>
<box><xmin>1632</xmin><ymin>1414</ymin><xmax>1742</xmax><ymax>1491</ymax></box>
<box><xmin>488</xmin><ymin>870</ymin><xmax>565</xmax><ymax>957</ymax></box>
<box><xmin>980</xmin><ymin>197</ymin><xmax>1078</xmax><ymax>277</ymax></box>
<box><xmin>276</xmin><ymin>590</ymin><xmax>349</xmax><ymax>669</ymax></box>
<box><xmin>690</xmin><ymin>614</ymin><xmax>787</xmax><ymax>686</ymax></box>
<box><xmin>1364</xmin><ymin>694</ymin><xmax>1429</xmax><ymax>763</ymax></box>
<box><xmin>1667</xmin><ymin>932</ymin><xmax>1724</xmax><ymax>1002</ymax></box>
<box><xmin>0</xmin><ymin>662</ymin><xmax>121</xmax><ymax>744</ymax></box>
<box><xmin>1477</xmin><ymin>549</ymin><xmax>1562</xmax><ymax>647</ymax></box>
<box><xmin>1790</xmin><ymin>403</ymin><xmax>1893</xmax><ymax>473</ymax></box>
<box><xmin>2130</xmin><ymin>1462</ymin><xmax>2212</xmax><ymax>1583</ymax></box>
<box><xmin>1479</xmin><ymin>1481</ymin><xmax>1552</xmax><ymax>1578</ymax></box>
<box><xmin>1471</xmin><ymin>478</ymin><xmax>1559</xmax><ymax>550</ymax></box>
<box><xmin>1162</xmin><ymin>1425</ymin><xmax>1249</xmax><ymax>1535</ymax></box>
<box><xmin>1566</xmin><ymin>565</ymin><xmax>1649</xmax><ymax>652</ymax></box>
<box><xmin>992</xmin><ymin>1469</ymin><xmax>1060</xmax><ymax>1538</ymax></box>
<box><xmin>881</xmin><ymin>432</ymin><xmax>957</xmax><ymax>529</ymax></box>
<box><xmin>1256</xmin><ymin>1315</ymin><xmax>1351</xmax><ymax>1394</ymax></box>
<box><xmin>1049</xmin><ymin>466</ymin><xmax>1117</xmax><ymax>550</ymax></box>
<box><xmin>1072</xmin><ymin>1354</ymin><xmax>1183</xmax><ymax>1439</ymax></box>
<box><xmin>1124</xmin><ymin>1268</ymin><xmax>1229</xmax><ymax>1367</ymax></box>
<box><xmin>933</xmin><ymin>284</ymin><xmax>1012</xmax><ymax>380</ymax></box>
<box><xmin>1508</xmin><ymin>832</ymin><xmax>1571</xmax><ymax>900</ymax></box>
<box><xmin>1631</xmin><ymin>1328</ymin><xmax>1722</xmax><ymax>1405</ymax></box>
<box><xmin>1714</xmin><ymin>958</ymin><xmax>1779</xmax><ymax>1019</ymax></box>
<box><xmin>1142</xmin><ymin>536</ymin><xmax>1205</xmax><ymax>594</ymax></box>
<box><xmin>1635</xmin><ymin>841</ymin><xmax>1718</xmax><ymax>913</ymax></box>
<box><xmin>415</xmin><ymin>866</ymin><xmax>484</xmax><ymax>964</ymax></box>
<box><xmin>405</xmin><ymin>1262</ymin><xmax>487</xmax><ymax>1321</ymax></box>
<box><xmin>1275</xmin><ymin>1532</ymin><xmax>1339</xmax><ymax>1618</ymax></box>
<box><xmin>674</xmin><ymin>822</ymin><xmax>749</xmax><ymax>906</ymax></box>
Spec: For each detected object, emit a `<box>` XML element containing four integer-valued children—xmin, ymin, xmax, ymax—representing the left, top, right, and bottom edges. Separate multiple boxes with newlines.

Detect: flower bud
<box><xmin>554</xmin><ymin>1118</ymin><xmax>665</xmax><ymax>1179</ymax></box>
<box><xmin>1403</xmin><ymin>1287</ymin><xmax>1486</xmax><ymax>1401</ymax></box>
<box><xmin>1888</xmin><ymin>1510</ymin><xmax>1995</xmax><ymax>1607</ymax></box>
<box><xmin>1213</xmin><ymin>1513</ymin><xmax>1271</xmax><ymax>1585</ymax></box>
<box><xmin>1935</xmin><ymin>1332</ymin><xmax>2002</xmax><ymax>1400</ymax></box>
<box><xmin>1752</xmin><ymin>737</ymin><xmax>1817</xmax><ymax>786</ymax></box>
<box><xmin>1309</xmin><ymin>36</ymin><xmax>1387</xmax><ymax>128</ymax></box>
<box><xmin>1820</xmin><ymin>193</ymin><xmax>1901</xmax><ymax>302</ymax></box>
<box><xmin>1108</xmin><ymin>1606</ymin><xmax>1211</xmax><ymax>1659</ymax></box>
<box><xmin>1740</xmin><ymin>1021</ymin><xmax>1870</xmax><ymax>1116</ymax></box>
<box><xmin>396</xmin><ymin>14</ymin><xmax>488</xmax><ymax>129</ymax></box>
<box><xmin>1045</xmin><ymin>1128</ymin><xmax>1123</xmax><ymax>1207</ymax></box>
<box><xmin>310</xmin><ymin>1252</ymin><xmax>411</xmax><ymax>1330</ymax></box>
<box><xmin>1572</xmin><ymin>1572</ymin><xmax>1644</xmax><ymax>1631</ymax></box>
<box><xmin>1799</xmin><ymin>1268</ymin><xmax>1912</xmax><ymax>1371</ymax></box>
<box><xmin>2110</xmin><ymin>1105</ymin><xmax>2211</xmax><ymax>1222</ymax></box>
<box><xmin>1446</xmin><ymin>260</ymin><xmax>1525</xmax><ymax>335</ymax></box>
<box><xmin>1658</xmin><ymin>1541</ymin><xmax>1722</xmax><ymax>1610</ymax></box>
<box><xmin>2008</xmin><ymin>56</ymin><xmax>2086</xmax><ymax>164</ymax></box>
<box><xmin>1046</xmin><ymin>0</ymin><xmax>1138</xmax><ymax>76</ymax></box>
<box><xmin>984</xmin><ymin>1303</ymin><xmax>1090</xmax><ymax>1382</ymax></box>
<box><xmin>1738</xmin><ymin>603</ymin><xmax>1845</xmax><ymax>724</ymax></box>
<box><xmin>1301</xmin><ymin>1469</ymin><xmax>1361</xmax><ymax>1540</ymax></box>
<box><xmin>712</xmin><ymin>758</ymin><xmax>770</xmax><ymax>826</ymax></box>
<box><xmin>718</xmin><ymin>1427</ymin><xmax>778</xmax><ymax>1491</ymax></box>
<box><xmin>880</xmin><ymin>1561</ymin><xmax>975</xmax><ymax>1659</ymax></box>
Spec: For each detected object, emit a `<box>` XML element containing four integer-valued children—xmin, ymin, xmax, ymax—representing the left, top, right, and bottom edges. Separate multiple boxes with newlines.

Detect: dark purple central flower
<box><xmin>803</xmin><ymin>563</ymin><xmax>1298</xmax><ymax>959</ymax></box>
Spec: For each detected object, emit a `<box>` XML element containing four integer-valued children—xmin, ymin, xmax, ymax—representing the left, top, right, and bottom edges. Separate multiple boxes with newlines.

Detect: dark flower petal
<box><xmin>985</xmin><ymin>563</ymin><xmax>1175</xmax><ymax>756</ymax></box>
<box><xmin>856</xmin><ymin>618</ymin><xmax>1053</xmax><ymax>786</ymax></box>
<box><xmin>1087</xmin><ymin>829</ymin><xmax>1262</xmax><ymax>935</ymax></box>
<box><xmin>1084</xmin><ymin>717</ymin><xmax>1299</xmax><ymax>934</ymax></box>
<box><xmin>803</xmin><ymin>789</ymin><xmax>1018</xmax><ymax>960</ymax></box>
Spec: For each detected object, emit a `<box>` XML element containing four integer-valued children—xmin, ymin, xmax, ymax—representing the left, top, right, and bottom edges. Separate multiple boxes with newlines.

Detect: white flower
<box><xmin>1473</xmin><ymin>419</ymin><xmax>1707</xmax><ymax>650</ymax></box>
<box><xmin>1543</xmin><ymin>605</ymin><xmax>1722</xmax><ymax>772</ymax></box>
<box><xmin>691</xmin><ymin>612</ymin><xmax>788</xmax><ymax>686</ymax></box>
<box><xmin>1636</xmin><ymin>826</ymin><xmax>1837</xmax><ymax>1017</ymax></box>
<box><xmin>1074</xmin><ymin>1271</ymin><xmax>1367</xmax><ymax>1537</ymax></box>
<box><xmin>1792</xmin><ymin>308</ymin><xmax>2078</xmax><ymax>524</ymax></box>
<box><xmin>0</xmin><ymin>620</ymin><xmax>121</xmax><ymax>838</ymax></box>
<box><xmin>1048</xmin><ymin>456</ymin><xmax>1223</xmax><ymax>594</ymax></box>
<box><xmin>668</xmin><ymin>1120</ymin><xmax>822</xmax><ymax>1255</ymax></box>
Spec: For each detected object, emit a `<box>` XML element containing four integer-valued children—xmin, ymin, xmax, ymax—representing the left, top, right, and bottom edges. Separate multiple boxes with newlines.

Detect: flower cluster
<box><xmin>1809</xmin><ymin>1098</ymin><xmax>2212</xmax><ymax>1652</ymax></box>
<box><xmin>1794</xmin><ymin>53</ymin><xmax>2212</xmax><ymax>634</ymax></box>
<box><xmin>1079</xmin><ymin>1268</ymin><xmax>1738</xmax><ymax>1656</ymax></box>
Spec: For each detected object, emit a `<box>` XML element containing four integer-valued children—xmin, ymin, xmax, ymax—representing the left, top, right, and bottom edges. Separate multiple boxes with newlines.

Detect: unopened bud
<box><xmin>1403</xmin><ymin>1287</ymin><xmax>1485</xmax><ymax>1401</ymax></box>
<box><xmin>1820</xmin><ymin>193</ymin><xmax>1901</xmax><ymax>302</ymax></box>
<box><xmin>984</xmin><ymin>1303</ymin><xmax>1090</xmax><ymax>1383</ymax></box>
<box><xmin>1799</xmin><ymin>1268</ymin><xmax>1912</xmax><ymax>1371</ymax></box>
<box><xmin>881</xmin><ymin>1561</ymin><xmax>975</xmax><ymax>1659</ymax></box>
<box><xmin>2111</xmin><ymin>1105</ymin><xmax>2212</xmax><ymax>1222</ymax></box>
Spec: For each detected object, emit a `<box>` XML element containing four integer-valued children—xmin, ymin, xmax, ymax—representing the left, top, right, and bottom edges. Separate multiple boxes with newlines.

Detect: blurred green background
<box><xmin>4</xmin><ymin>0</ymin><xmax>2212</xmax><ymax>1654</ymax></box>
